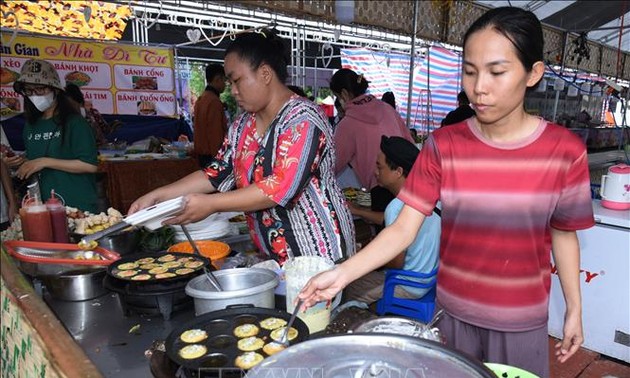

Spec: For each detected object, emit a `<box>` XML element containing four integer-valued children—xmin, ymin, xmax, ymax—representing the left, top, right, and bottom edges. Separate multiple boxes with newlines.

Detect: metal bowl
<box><xmin>353</xmin><ymin>316</ymin><xmax>443</xmax><ymax>342</ymax></box>
<box><xmin>185</xmin><ymin>268</ymin><xmax>278</xmax><ymax>315</ymax></box>
<box><xmin>71</xmin><ymin>229</ymin><xmax>140</xmax><ymax>256</ymax></box>
<box><xmin>41</xmin><ymin>268</ymin><xmax>107</xmax><ymax>301</ymax></box>
<box><xmin>246</xmin><ymin>334</ymin><xmax>496</xmax><ymax>378</ymax></box>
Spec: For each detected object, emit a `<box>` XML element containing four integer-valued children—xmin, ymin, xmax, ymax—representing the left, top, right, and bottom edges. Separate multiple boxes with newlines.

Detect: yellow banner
<box><xmin>1</xmin><ymin>0</ymin><xmax>131</xmax><ymax>41</ymax></box>
<box><xmin>1</xmin><ymin>34</ymin><xmax>176</xmax><ymax>117</ymax></box>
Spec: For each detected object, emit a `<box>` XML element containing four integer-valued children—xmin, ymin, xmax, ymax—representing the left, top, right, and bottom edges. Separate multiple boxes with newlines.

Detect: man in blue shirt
<box><xmin>344</xmin><ymin>136</ymin><xmax>441</xmax><ymax>304</ymax></box>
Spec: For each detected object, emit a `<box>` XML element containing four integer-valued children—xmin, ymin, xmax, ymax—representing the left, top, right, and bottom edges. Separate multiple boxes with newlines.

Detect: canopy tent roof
<box><xmin>476</xmin><ymin>1</ymin><xmax>630</xmax><ymax>52</ymax></box>
<box><xmin>110</xmin><ymin>1</ymin><xmax>630</xmax><ymax>80</ymax></box>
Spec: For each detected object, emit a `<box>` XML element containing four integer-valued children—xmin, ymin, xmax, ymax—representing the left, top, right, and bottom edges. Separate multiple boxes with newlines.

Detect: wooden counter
<box><xmin>0</xmin><ymin>250</ymin><xmax>102</xmax><ymax>377</ymax></box>
<box><xmin>98</xmin><ymin>157</ymin><xmax>200</xmax><ymax>213</ymax></box>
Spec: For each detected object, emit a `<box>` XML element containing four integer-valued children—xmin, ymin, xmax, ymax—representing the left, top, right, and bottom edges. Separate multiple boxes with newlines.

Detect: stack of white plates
<box><xmin>355</xmin><ymin>191</ymin><xmax>371</xmax><ymax>207</ymax></box>
<box><xmin>171</xmin><ymin>213</ymin><xmax>234</xmax><ymax>242</ymax></box>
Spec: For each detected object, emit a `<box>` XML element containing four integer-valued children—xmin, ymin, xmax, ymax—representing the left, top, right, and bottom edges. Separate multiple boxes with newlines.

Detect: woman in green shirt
<box><xmin>12</xmin><ymin>59</ymin><xmax>98</xmax><ymax>213</ymax></box>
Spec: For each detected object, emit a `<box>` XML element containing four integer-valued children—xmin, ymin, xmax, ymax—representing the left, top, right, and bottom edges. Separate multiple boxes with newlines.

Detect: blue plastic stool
<box><xmin>376</xmin><ymin>267</ymin><xmax>438</xmax><ymax>323</ymax></box>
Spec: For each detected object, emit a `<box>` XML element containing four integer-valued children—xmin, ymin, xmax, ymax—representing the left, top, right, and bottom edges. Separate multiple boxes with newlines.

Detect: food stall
<box><xmin>2</xmin><ymin>1</ymin><xmax>630</xmax><ymax>377</ymax></box>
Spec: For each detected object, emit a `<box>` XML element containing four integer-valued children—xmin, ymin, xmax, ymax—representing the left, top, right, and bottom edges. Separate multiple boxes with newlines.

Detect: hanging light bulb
<box><xmin>567</xmin><ymin>84</ymin><xmax>579</xmax><ymax>97</ymax></box>
<box><xmin>536</xmin><ymin>78</ymin><xmax>548</xmax><ymax>92</ymax></box>
<box><xmin>580</xmin><ymin>82</ymin><xmax>591</xmax><ymax>94</ymax></box>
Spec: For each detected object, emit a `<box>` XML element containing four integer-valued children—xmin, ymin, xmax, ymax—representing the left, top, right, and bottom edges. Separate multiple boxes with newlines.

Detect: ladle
<box><xmin>180</xmin><ymin>225</ymin><xmax>223</xmax><ymax>291</ymax></box>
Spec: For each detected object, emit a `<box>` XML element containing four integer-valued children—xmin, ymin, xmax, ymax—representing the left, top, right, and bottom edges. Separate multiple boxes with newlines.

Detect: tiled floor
<box><xmin>549</xmin><ymin>337</ymin><xmax>630</xmax><ymax>378</ymax></box>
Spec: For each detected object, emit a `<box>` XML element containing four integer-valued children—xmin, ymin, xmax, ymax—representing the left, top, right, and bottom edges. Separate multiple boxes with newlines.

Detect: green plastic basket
<box><xmin>485</xmin><ymin>363</ymin><xmax>539</xmax><ymax>378</ymax></box>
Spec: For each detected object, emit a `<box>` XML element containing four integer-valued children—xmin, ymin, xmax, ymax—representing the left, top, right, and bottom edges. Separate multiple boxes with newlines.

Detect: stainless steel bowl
<box><xmin>185</xmin><ymin>268</ymin><xmax>278</xmax><ymax>315</ymax></box>
<box><xmin>246</xmin><ymin>334</ymin><xmax>496</xmax><ymax>378</ymax></box>
<box><xmin>353</xmin><ymin>316</ymin><xmax>443</xmax><ymax>343</ymax></box>
<box><xmin>72</xmin><ymin>229</ymin><xmax>140</xmax><ymax>256</ymax></box>
<box><xmin>41</xmin><ymin>268</ymin><xmax>107</xmax><ymax>301</ymax></box>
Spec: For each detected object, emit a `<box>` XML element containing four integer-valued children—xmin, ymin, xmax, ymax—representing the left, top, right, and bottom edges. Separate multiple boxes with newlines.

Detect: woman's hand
<box><xmin>2</xmin><ymin>154</ymin><xmax>26</xmax><ymax>168</ymax></box>
<box><xmin>162</xmin><ymin>193</ymin><xmax>215</xmax><ymax>225</ymax></box>
<box><xmin>298</xmin><ymin>266</ymin><xmax>349</xmax><ymax>310</ymax></box>
<box><xmin>128</xmin><ymin>191</ymin><xmax>162</xmax><ymax>215</ymax></box>
<box><xmin>16</xmin><ymin>157</ymin><xmax>48</xmax><ymax>180</ymax></box>
<box><xmin>555</xmin><ymin>309</ymin><xmax>583</xmax><ymax>363</ymax></box>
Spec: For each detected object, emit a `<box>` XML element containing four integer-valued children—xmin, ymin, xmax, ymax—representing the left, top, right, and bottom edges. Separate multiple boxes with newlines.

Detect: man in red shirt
<box><xmin>193</xmin><ymin>64</ymin><xmax>227</xmax><ymax>167</ymax></box>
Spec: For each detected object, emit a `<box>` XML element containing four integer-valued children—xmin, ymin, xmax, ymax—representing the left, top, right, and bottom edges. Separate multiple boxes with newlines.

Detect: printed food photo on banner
<box><xmin>0</xmin><ymin>67</ymin><xmax>20</xmax><ymax>85</ymax></box>
<box><xmin>133</xmin><ymin>76</ymin><xmax>158</xmax><ymax>90</ymax></box>
<box><xmin>137</xmin><ymin>100</ymin><xmax>157</xmax><ymax>116</ymax></box>
<box><xmin>0</xmin><ymin>97</ymin><xmax>21</xmax><ymax>112</ymax></box>
<box><xmin>64</xmin><ymin>70</ymin><xmax>91</xmax><ymax>87</ymax></box>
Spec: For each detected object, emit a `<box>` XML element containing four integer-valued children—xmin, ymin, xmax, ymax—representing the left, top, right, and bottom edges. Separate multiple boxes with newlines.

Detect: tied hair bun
<box><xmin>259</xmin><ymin>28</ymin><xmax>289</xmax><ymax>65</ymax></box>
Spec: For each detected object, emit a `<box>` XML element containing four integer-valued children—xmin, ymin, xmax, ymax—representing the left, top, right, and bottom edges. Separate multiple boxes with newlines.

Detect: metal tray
<box><xmin>3</xmin><ymin>240</ymin><xmax>120</xmax><ymax>277</ymax></box>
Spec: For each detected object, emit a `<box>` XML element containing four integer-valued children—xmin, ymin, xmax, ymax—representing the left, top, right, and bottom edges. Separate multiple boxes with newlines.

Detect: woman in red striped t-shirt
<box><xmin>300</xmin><ymin>7</ymin><xmax>594</xmax><ymax>377</ymax></box>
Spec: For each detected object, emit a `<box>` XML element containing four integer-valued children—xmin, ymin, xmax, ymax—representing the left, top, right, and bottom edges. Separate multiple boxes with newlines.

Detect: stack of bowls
<box><xmin>170</xmin><ymin>214</ymin><xmax>232</xmax><ymax>242</ymax></box>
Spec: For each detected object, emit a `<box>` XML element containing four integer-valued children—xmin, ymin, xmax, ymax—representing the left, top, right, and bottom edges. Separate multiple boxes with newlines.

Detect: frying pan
<box><xmin>165</xmin><ymin>304</ymin><xmax>310</xmax><ymax>372</ymax></box>
<box><xmin>106</xmin><ymin>251</ymin><xmax>209</xmax><ymax>284</ymax></box>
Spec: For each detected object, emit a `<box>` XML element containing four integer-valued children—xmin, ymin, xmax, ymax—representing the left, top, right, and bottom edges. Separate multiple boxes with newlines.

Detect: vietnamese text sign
<box><xmin>0</xmin><ymin>34</ymin><xmax>176</xmax><ymax>117</ymax></box>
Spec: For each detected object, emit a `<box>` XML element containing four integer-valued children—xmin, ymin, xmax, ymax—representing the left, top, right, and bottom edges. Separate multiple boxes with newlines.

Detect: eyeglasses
<box><xmin>22</xmin><ymin>86</ymin><xmax>51</xmax><ymax>96</ymax></box>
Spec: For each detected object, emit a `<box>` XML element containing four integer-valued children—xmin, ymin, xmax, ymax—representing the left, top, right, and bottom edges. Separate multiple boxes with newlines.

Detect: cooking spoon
<box><xmin>180</xmin><ymin>225</ymin><xmax>223</xmax><ymax>291</ymax></box>
<box><xmin>279</xmin><ymin>298</ymin><xmax>303</xmax><ymax>347</ymax></box>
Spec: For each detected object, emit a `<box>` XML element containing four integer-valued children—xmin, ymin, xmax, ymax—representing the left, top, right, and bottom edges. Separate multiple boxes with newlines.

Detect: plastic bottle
<box><xmin>18</xmin><ymin>207</ymin><xmax>30</xmax><ymax>241</ymax></box>
<box><xmin>20</xmin><ymin>181</ymin><xmax>43</xmax><ymax>242</ymax></box>
<box><xmin>23</xmin><ymin>204</ymin><xmax>53</xmax><ymax>242</ymax></box>
<box><xmin>46</xmin><ymin>190</ymin><xmax>69</xmax><ymax>243</ymax></box>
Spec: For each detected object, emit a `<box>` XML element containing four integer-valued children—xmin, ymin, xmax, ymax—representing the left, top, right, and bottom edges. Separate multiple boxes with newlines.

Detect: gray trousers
<box><xmin>438</xmin><ymin>311</ymin><xmax>550</xmax><ymax>378</ymax></box>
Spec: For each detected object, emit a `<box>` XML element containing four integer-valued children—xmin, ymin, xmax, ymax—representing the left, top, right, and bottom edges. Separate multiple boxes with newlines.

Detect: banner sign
<box><xmin>0</xmin><ymin>34</ymin><xmax>177</xmax><ymax>117</ymax></box>
<box><xmin>341</xmin><ymin>46</ymin><xmax>462</xmax><ymax>134</ymax></box>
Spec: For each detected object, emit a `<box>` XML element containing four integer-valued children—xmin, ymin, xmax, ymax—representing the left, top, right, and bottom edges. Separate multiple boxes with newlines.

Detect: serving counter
<box><xmin>0</xmin><ymin>250</ymin><xmax>102</xmax><ymax>377</ymax></box>
<box><xmin>98</xmin><ymin>157</ymin><xmax>200</xmax><ymax>213</ymax></box>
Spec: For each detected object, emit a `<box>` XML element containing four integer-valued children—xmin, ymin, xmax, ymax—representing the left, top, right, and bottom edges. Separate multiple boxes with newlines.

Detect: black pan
<box><xmin>106</xmin><ymin>251</ymin><xmax>210</xmax><ymax>284</ymax></box>
<box><xmin>165</xmin><ymin>304</ymin><xmax>310</xmax><ymax>373</ymax></box>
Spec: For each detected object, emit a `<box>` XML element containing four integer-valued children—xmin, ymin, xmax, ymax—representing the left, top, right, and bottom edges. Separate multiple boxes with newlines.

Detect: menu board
<box><xmin>0</xmin><ymin>34</ymin><xmax>176</xmax><ymax>117</ymax></box>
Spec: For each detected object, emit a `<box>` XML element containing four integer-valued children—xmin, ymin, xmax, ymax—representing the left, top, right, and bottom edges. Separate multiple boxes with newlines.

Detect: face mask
<box><xmin>28</xmin><ymin>92</ymin><xmax>55</xmax><ymax>112</ymax></box>
<box><xmin>80</xmin><ymin>107</ymin><xmax>86</xmax><ymax>117</ymax></box>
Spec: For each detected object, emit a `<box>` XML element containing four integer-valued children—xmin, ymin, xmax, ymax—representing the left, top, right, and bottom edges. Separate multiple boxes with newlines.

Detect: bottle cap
<box><xmin>45</xmin><ymin>189</ymin><xmax>63</xmax><ymax>206</ymax></box>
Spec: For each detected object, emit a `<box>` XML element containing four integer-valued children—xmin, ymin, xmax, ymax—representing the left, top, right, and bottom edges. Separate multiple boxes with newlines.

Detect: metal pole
<box><xmin>301</xmin><ymin>25</ymin><xmax>306</xmax><ymax>89</ymax></box>
<box><xmin>174</xmin><ymin>46</ymin><xmax>181</xmax><ymax>117</ymax></box>
<box><xmin>405</xmin><ymin>0</ymin><xmax>418</xmax><ymax>129</ymax></box>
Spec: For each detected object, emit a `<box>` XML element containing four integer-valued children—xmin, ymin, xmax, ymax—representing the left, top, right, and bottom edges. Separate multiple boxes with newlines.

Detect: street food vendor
<box><xmin>10</xmin><ymin>59</ymin><xmax>99</xmax><ymax>212</ymax></box>
<box><xmin>129</xmin><ymin>30</ymin><xmax>355</xmax><ymax>265</ymax></box>
<box><xmin>300</xmin><ymin>7</ymin><xmax>594</xmax><ymax>378</ymax></box>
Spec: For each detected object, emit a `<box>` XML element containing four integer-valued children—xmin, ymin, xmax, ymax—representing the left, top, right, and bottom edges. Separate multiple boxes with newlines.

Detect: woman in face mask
<box><xmin>12</xmin><ymin>59</ymin><xmax>99</xmax><ymax>213</ymax></box>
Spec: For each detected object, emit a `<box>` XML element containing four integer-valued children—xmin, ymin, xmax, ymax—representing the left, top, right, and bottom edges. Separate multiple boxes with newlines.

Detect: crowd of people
<box><xmin>0</xmin><ymin>6</ymin><xmax>594</xmax><ymax>377</ymax></box>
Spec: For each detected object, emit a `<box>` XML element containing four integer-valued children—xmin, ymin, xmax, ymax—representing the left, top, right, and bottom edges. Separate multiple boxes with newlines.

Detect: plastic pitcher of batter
<box><xmin>284</xmin><ymin>256</ymin><xmax>339</xmax><ymax>333</ymax></box>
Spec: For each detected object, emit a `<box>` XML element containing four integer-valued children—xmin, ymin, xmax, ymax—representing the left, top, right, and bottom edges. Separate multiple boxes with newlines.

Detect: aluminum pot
<box><xmin>246</xmin><ymin>334</ymin><xmax>496</xmax><ymax>378</ymax></box>
<box><xmin>185</xmin><ymin>268</ymin><xmax>278</xmax><ymax>316</ymax></box>
<box><xmin>41</xmin><ymin>268</ymin><xmax>107</xmax><ymax>301</ymax></box>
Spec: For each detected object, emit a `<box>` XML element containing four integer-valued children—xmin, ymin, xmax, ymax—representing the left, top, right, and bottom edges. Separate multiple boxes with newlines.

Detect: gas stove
<box><xmin>103</xmin><ymin>274</ymin><xmax>194</xmax><ymax>321</ymax></box>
